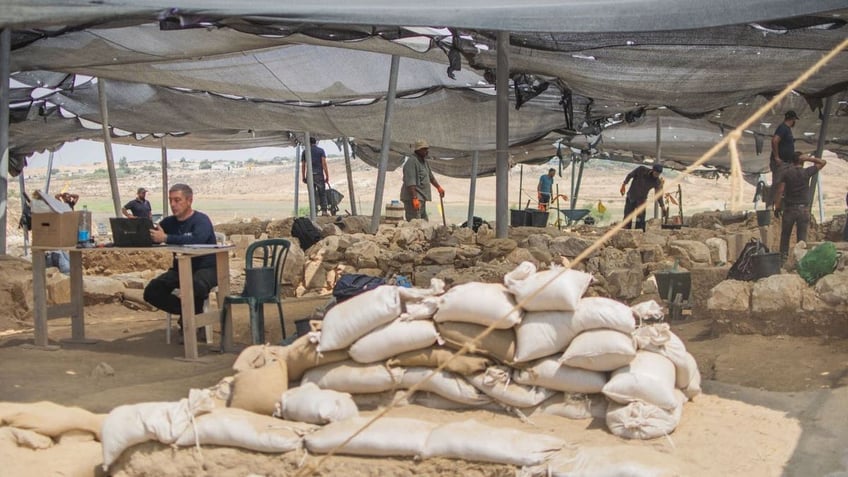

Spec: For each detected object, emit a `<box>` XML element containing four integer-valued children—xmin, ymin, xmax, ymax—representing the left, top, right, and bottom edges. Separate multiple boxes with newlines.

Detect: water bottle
<box><xmin>78</xmin><ymin>205</ymin><xmax>91</xmax><ymax>244</ymax></box>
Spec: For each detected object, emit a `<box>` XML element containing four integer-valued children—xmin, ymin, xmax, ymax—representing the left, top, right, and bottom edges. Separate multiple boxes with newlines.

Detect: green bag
<box><xmin>796</xmin><ymin>241</ymin><xmax>840</xmax><ymax>285</ymax></box>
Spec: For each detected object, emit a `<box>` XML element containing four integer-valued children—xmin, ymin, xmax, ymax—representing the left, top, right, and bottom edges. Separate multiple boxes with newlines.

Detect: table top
<box><xmin>31</xmin><ymin>245</ymin><xmax>234</xmax><ymax>255</ymax></box>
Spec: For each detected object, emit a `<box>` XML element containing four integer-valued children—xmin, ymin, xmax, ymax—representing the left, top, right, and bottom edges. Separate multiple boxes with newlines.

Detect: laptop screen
<box><xmin>109</xmin><ymin>217</ymin><xmax>157</xmax><ymax>247</ymax></box>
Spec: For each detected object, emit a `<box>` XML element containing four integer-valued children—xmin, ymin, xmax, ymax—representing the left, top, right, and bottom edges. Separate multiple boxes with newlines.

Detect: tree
<box><xmin>199</xmin><ymin>159</ymin><xmax>212</xmax><ymax>170</ymax></box>
<box><xmin>118</xmin><ymin>156</ymin><xmax>130</xmax><ymax>173</ymax></box>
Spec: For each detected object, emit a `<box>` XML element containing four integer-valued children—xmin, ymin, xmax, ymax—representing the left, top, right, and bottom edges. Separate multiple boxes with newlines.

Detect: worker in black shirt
<box><xmin>773</xmin><ymin>152</ymin><xmax>827</xmax><ymax>262</ymax></box>
<box><xmin>620</xmin><ymin>164</ymin><xmax>668</xmax><ymax>231</ymax></box>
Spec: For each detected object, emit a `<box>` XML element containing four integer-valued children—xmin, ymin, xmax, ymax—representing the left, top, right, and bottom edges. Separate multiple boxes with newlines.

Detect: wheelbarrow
<box><xmin>558</xmin><ymin>208</ymin><xmax>591</xmax><ymax>226</ymax></box>
<box><xmin>654</xmin><ymin>267</ymin><xmax>691</xmax><ymax>321</ymax></box>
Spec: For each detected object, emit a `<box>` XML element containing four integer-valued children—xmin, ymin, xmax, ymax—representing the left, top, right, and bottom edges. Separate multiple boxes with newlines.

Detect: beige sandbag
<box><xmin>348</xmin><ymin>320</ymin><xmax>438</xmax><ymax>364</ymax></box>
<box><xmin>0</xmin><ymin>427</ymin><xmax>54</xmax><ymax>449</ymax></box>
<box><xmin>534</xmin><ymin>393</ymin><xmax>608</xmax><ymax>420</ymax></box>
<box><xmin>284</xmin><ymin>333</ymin><xmax>349</xmax><ymax>381</ymax></box>
<box><xmin>602</xmin><ymin>351</ymin><xmax>678</xmax><ymax>410</ymax></box>
<box><xmin>301</xmin><ymin>361</ymin><xmax>403</xmax><ymax>394</ymax></box>
<box><xmin>400</xmin><ymin>367</ymin><xmax>491</xmax><ymax>406</ymax></box>
<box><xmin>422</xmin><ymin>419</ymin><xmax>564</xmax><ymax>466</ymax></box>
<box><xmin>437</xmin><ymin>321</ymin><xmax>516</xmax><ymax>364</ymax></box>
<box><xmin>400</xmin><ymin>296</ymin><xmax>440</xmax><ymax>321</ymax></box>
<box><xmin>572</xmin><ymin>297</ymin><xmax>636</xmax><ymax>334</ymax></box>
<box><xmin>0</xmin><ymin>401</ymin><xmax>104</xmax><ymax>440</ymax></box>
<box><xmin>279</xmin><ymin>382</ymin><xmax>358</xmax><ymax>424</ymax></box>
<box><xmin>679</xmin><ymin>352</ymin><xmax>702</xmax><ymax>399</ymax></box>
<box><xmin>513</xmin><ymin>310</ymin><xmax>577</xmax><ymax>363</ymax></box>
<box><xmin>232</xmin><ymin>344</ymin><xmax>287</xmax><ymax>372</ymax></box>
<box><xmin>101</xmin><ymin>389</ymin><xmax>214</xmax><ymax>469</ymax></box>
<box><xmin>606</xmin><ymin>390</ymin><xmax>686</xmax><ymax>440</ymax></box>
<box><xmin>513</xmin><ymin>358</ymin><xmax>607</xmax><ymax>394</ymax></box>
<box><xmin>175</xmin><ymin>407</ymin><xmax>315</xmax><ymax>452</ymax></box>
<box><xmin>503</xmin><ymin>261</ymin><xmax>592</xmax><ymax>312</ymax></box>
<box><xmin>230</xmin><ymin>360</ymin><xmax>288</xmax><ymax>415</ymax></box>
<box><xmin>387</xmin><ymin>347</ymin><xmax>492</xmax><ymax>376</ymax></box>
<box><xmin>304</xmin><ymin>416</ymin><xmax>437</xmax><ymax>457</ymax></box>
<box><xmin>433</xmin><ymin>282</ymin><xmax>522</xmax><ymax>328</ymax></box>
<box><xmin>632</xmin><ymin>323</ymin><xmax>688</xmax><ymax>370</ymax></box>
<box><xmin>468</xmin><ymin>366</ymin><xmax>555</xmax><ymax>408</ymax></box>
<box><xmin>411</xmin><ymin>392</ymin><xmax>501</xmax><ymax>412</ymax></box>
<box><xmin>317</xmin><ymin>285</ymin><xmax>402</xmax><ymax>352</ymax></box>
<box><xmin>559</xmin><ymin>329</ymin><xmax>637</xmax><ymax>372</ymax></box>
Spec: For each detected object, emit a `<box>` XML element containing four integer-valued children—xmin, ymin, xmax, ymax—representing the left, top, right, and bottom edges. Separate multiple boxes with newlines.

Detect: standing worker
<box><xmin>620</xmin><ymin>164</ymin><xmax>668</xmax><ymax>231</ymax></box>
<box><xmin>773</xmin><ymin>152</ymin><xmax>826</xmax><ymax>263</ymax></box>
<box><xmin>301</xmin><ymin>136</ymin><xmax>330</xmax><ymax>216</ymax></box>
<box><xmin>400</xmin><ymin>139</ymin><xmax>444</xmax><ymax>221</ymax></box>
<box><xmin>769</xmin><ymin>110</ymin><xmax>799</xmax><ymax>204</ymax></box>
<box><xmin>537</xmin><ymin>168</ymin><xmax>556</xmax><ymax>211</ymax></box>
<box><xmin>122</xmin><ymin>187</ymin><xmax>153</xmax><ymax>219</ymax></box>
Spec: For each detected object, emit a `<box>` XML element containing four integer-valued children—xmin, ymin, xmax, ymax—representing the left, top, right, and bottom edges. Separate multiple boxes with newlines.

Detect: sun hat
<box><xmin>414</xmin><ymin>139</ymin><xmax>430</xmax><ymax>151</ymax></box>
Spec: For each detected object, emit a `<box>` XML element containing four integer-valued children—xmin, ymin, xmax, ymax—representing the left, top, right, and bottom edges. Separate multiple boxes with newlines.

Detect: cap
<box><xmin>309</xmin><ymin>136</ymin><xmax>317</xmax><ymax>144</ymax></box>
<box><xmin>652</xmin><ymin>164</ymin><xmax>664</xmax><ymax>173</ymax></box>
<box><xmin>414</xmin><ymin>139</ymin><xmax>430</xmax><ymax>151</ymax></box>
<box><xmin>137</xmin><ymin>187</ymin><xmax>147</xmax><ymax>194</ymax></box>
<box><xmin>785</xmin><ymin>110</ymin><xmax>799</xmax><ymax>120</ymax></box>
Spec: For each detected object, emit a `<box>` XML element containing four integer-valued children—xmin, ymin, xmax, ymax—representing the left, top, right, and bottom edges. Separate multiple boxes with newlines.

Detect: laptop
<box><xmin>109</xmin><ymin>217</ymin><xmax>160</xmax><ymax>247</ymax></box>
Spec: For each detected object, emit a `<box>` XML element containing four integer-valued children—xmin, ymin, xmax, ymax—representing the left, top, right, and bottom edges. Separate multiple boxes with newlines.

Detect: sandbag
<box><xmin>317</xmin><ymin>286</ymin><xmax>402</xmax><ymax>352</ymax></box>
<box><xmin>602</xmin><ymin>351</ymin><xmax>678</xmax><ymax>410</ymax></box>
<box><xmin>559</xmin><ymin>329</ymin><xmax>637</xmax><ymax>372</ymax></box>
<box><xmin>387</xmin><ymin>347</ymin><xmax>492</xmax><ymax>376</ymax></box>
<box><xmin>437</xmin><ymin>321</ymin><xmax>516</xmax><ymax>364</ymax></box>
<box><xmin>349</xmin><ymin>320</ymin><xmax>439</xmax><ymax>364</ymax></box>
<box><xmin>503</xmin><ymin>261</ymin><xmax>592</xmax><ymax>312</ymax></box>
<box><xmin>513</xmin><ymin>358</ymin><xmax>607</xmax><ymax>394</ymax></box>
<box><xmin>632</xmin><ymin>323</ymin><xmax>688</xmax><ymax>370</ymax></box>
<box><xmin>631</xmin><ymin>300</ymin><xmax>664</xmax><ymax>322</ymax></box>
<box><xmin>572</xmin><ymin>297</ymin><xmax>636</xmax><ymax>334</ymax></box>
<box><xmin>400</xmin><ymin>296</ymin><xmax>441</xmax><ymax>321</ymax></box>
<box><xmin>433</xmin><ymin>282</ymin><xmax>522</xmax><ymax>328</ymax></box>
<box><xmin>411</xmin><ymin>392</ymin><xmax>501</xmax><ymax>412</ymax></box>
<box><xmin>232</xmin><ymin>344</ymin><xmax>287</xmax><ymax>372</ymax></box>
<box><xmin>679</xmin><ymin>352</ymin><xmax>702</xmax><ymax>399</ymax></box>
<box><xmin>513</xmin><ymin>310</ymin><xmax>577</xmax><ymax>363</ymax></box>
<box><xmin>230</xmin><ymin>360</ymin><xmax>288</xmax><ymax>416</ymax></box>
<box><xmin>279</xmin><ymin>382</ymin><xmax>358</xmax><ymax>424</ymax></box>
<box><xmin>284</xmin><ymin>333</ymin><xmax>349</xmax><ymax>381</ymax></box>
<box><xmin>468</xmin><ymin>366</ymin><xmax>555</xmax><ymax>408</ymax></box>
<box><xmin>606</xmin><ymin>390</ymin><xmax>686</xmax><ymax>440</ymax></box>
<box><xmin>397</xmin><ymin>278</ymin><xmax>446</xmax><ymax>302</ymax></box>
<box><xmin>534</xmin><ymin>393</ymin><xmax>608</xmax><ymax>420</ymax></box>
<box><xmin>0</xmin><ymin>427</ymin><xmax>54</xmax><ymax>449</ymax></box>
<box><xmin>304</xmin><ymin>416</ymin><xmax>437</xmax><ymax>457</ymax></box>
<box><xmin>175</xmin><ymin>407</ymin><xmax>314</xmax><ymax>452</ymax></box>
<box><xmin>422</xmin><ymin>419</ymin><xmax>564</xmax><ymax>466</ymax></box>
<box><xmin>301</xmin><ymin>361</ymin><xmax>403</xmax><ymax>394</ymax></box>
<box><xmin>400</xmin><ymin>367</ymin><xmax>491</xmax><ymax>406</ymax></box>
<box><xmin>0</xmin><ymin>401</ymin><xmax>104</xmax><ymax>440</ymax></box>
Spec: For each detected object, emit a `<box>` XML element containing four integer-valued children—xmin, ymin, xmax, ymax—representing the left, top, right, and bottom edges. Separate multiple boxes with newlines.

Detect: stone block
<box><xmin>669</xmin><ymin>240</ymin><xmax>712</xmax><ymax>269</ymax></box>
<box><xmin>605</xmin><ymin>268</ymin><xmax>643</xmax><ymax>300</ymax></box>
<box><xmin>549</xmin><ymin>236</ymin><xmax>598</xmax><ymax>259</ymax></box>
<box><xmin>705</xmin><ymin>237</ymin><xmax>728</xmax><ymax>265</ymax></box>
<box><xmin>609</xmin><ymin>230</ymin><xmax>641</xmax><ymax>249</ymax></box>
<box><xmin>413</xmin><ymin>265</ymin><xmax>446</xmax><ymax>287</ymax></box>
<box><xmin>707</xmin><ymin>280</ymin><xmax>751</xmax><ymax>313</ymax></box>
<box><xmin>751</xmin><ymin>274</ymin><xmax>805</xmax><ymax>313</ymax></box>
<box><xmin>814</xmin><ymin>271</ymin><xmax>848</xmax><ymax>306</ymax></box>
<box><xmin>690</xmin><ymin>266</ymin><xmax>731</xmax><ymax>313</ymax></box>
<box><xmin>83</xmin><ymin>276</ymin><xmax>126</xmax><ymax>305</ymax></box>
<box><xmin>425</xmin><ymin>246</ymin><xmax>457</xmax><ymax>265</ymax></box>
<box><xmin>639</xmin><ymin>244</ymin><xmax>664</xmax><ymax>263</ymax></box>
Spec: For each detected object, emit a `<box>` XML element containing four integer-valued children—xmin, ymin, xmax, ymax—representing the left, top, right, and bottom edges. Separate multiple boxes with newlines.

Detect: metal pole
<box><xmin>573</xmin><ymin>151</ymin><xmax>586</xmax><ymax>207</ymax></box>
<box><xmin>467</xmin><ymin>150</ymin><xmax>479</xmax><ymax>228</ymax></box>
<box><xmin>495</xmin><ymin>31</ymin><xmax>510</xmax><ymax>238</ymax></box>
<box><xmin>303</xmin><ymin>133</ymin><xmax>316</xmax><ymax>220</ymax></box>
<box><xmin>517</xmin><ymin>164</ymin><xmax>523</xmax><ymax>208</ymax></box>
<box><xmin>19</xmin><ymin>174</ymin><xmax>28</xmax><ymax>256</ymax></box>
<box><xmin>160</xmin><ymin>137</ymin><xmax>168</xmax><ymax>217</ymax></box>
<box><xmin>0</xmin><ymin>28</ymin><xmax>10</xmax><ymax>254</ymax></box>
<box><xmin>342</xmin><ymin>138</ymin><xmax>357</xmax><ymax>215</ymax></box>
<box><xmin>97</xmin><ymin>78</ymin><xmax>122</xmax><ymax>216</ymax></box>
<box><xmin>809</xmin><ymin>96</ymin><xmax>833</xmax><ymax>224</ymax></box>
<box><xmin>369</xmin><ymin>54</ymin><xmax>401</xmax><ymax>234</ymax></box>
<box><xmin>569</xmin><ymin>154</ymin><xmax>577</xmax><ymax>210</ymax></box>
<box><xmin>293</xmin><ymin>144</ymin><xmax>301</xmax><ymax>216</ymax></box>
<box><xmin>44</xmin><ymin>151</ymin><xmax>54</xmax><ymax>193</ymax></box>
<box><xmin>655</xmin><ymin>112</ymin><xmax>662</xmax><ymax>219</ymax></box>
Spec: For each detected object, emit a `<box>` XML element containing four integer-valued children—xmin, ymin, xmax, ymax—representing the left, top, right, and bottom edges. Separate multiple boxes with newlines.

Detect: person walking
<box><xmin>400</xmin><ymin>139</ymin><xmax>444</xmax><ymax>221</ymax></box>
<box><xmin>122</xmin><ymin>187</ymin><xmax>153</xmax><ymax>219</ymax></box>
<box><xmin>773</xmin><ymin>152</ymin><xmax>827</xmax><ymax>262</ymax></box>
<box><xmin>620</xmin><ymin>164</ymin><xmax>667</xmax><ymax>231</ymax></box>
<box><xmin>537</xmin><ymin>168</ymin><xmax>556</xmax><ymax>211</ymax></box>
<box><xmin>301</xmin><ymin>136</ymin><xmax>330</xmax><ymax>216</ymax></box>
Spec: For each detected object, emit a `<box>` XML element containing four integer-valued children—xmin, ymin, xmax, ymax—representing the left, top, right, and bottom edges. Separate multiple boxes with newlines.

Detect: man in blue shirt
<box><xmin>121</xmin><ymin>187</ymin><xmax>152</xmax><ymax>219</ymax></box>
<box><xmin>143</xmin><ymin>183</ymin><xmax>217</xmax><ymax>341</ymax></box>
<box><xmin>768</xmin><ymin>111</ymin><xmax>799</xmax><ymax>205</ymax></box>
<box><xmin>537</xmin><ymin>168</ymin><xmax>555</xmax><ymax>211</ymax></box>
<box><xmin>301</xmin><ymin>136</ymin><xmax>331</xmax><ymax>216</ymax></box>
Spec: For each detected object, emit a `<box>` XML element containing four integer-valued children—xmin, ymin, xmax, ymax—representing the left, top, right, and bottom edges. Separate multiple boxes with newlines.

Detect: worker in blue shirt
<box><xmin>537</xmin><ymin>168</ymin><xmax>556</xmax><ymax>211</ymax></box>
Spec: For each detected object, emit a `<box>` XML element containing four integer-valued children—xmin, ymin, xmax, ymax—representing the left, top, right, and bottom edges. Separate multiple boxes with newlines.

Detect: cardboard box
<box><xmin>31</xmin><ymin>211</ymin><xmax>82</xmax><ymax>248</ymax></box>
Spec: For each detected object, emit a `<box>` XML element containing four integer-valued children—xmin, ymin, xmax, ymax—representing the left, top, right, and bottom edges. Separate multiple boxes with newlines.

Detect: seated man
<box><xmin>143</xmin><ymin>183</ymin><xmax>217</xmax><ymax>341</ymax></box>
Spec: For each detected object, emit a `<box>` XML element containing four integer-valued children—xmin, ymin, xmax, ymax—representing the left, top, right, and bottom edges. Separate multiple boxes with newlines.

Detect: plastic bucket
<box><xmin>510</xmin><ymin>209</ymin><xmax>529</xmax><ymax>227</ymax></box>
<box><xmin>756</xmin><ymin>210</ymin><xmax>771</xmax><ymax>227</ymax></box>
<box><xmin>752</xmin><ymin>252</ymin><xmax>781</xmax><ymax>279</ymax></box>
<box><xmin>525</xmin><ymin>209</ymin><xmax>549</xmax><ymax>227</ymax></box>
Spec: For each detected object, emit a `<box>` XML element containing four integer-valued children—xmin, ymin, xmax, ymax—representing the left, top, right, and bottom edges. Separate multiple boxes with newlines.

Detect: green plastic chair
<box><xmin>220</xmin><ymin>238</ymin><xmax>290</xmax><ymax>351</ymax></box>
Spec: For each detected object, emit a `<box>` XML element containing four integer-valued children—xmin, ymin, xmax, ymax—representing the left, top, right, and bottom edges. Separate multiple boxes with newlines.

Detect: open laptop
<box><xmin>109</xmin><ymin>217</ymin><xmax>161</xmax><ymax>247</ymax></box>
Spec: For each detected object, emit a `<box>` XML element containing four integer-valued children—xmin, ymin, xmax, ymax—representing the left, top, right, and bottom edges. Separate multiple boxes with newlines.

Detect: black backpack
<box><xmin>332</xmin><ymin>274</ymin><xmax>386</xmax><ymax>302</ymax></box>
<box><xmin>291</xmin><ymin>217</ymin><xmax>323</xmax><ymax>250</ymax></box>
<box><xmin>727</xmin><ymin>239</ymin><xmax>769</xmax><ymax>281</ymax></box>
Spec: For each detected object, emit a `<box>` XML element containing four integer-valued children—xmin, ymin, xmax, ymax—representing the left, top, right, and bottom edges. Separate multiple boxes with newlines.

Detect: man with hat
<box><xmin>620</xmin><ymin>163</ymin><xmax>668</xmax><ymax>231</ymax></box>
<box><xmin>122</xmin><ymin>187</ymin><xmax>153</xmax><ymax>220</ymax></box>
<box><xmin>768</xmin><ymin>110</ymin><xmax>800</xmax><ymax>206</ymax></box>
<box><xmin>400</xmin><ymin>139</ymin><xmax>445</xmax><ymax>221</ymax></box>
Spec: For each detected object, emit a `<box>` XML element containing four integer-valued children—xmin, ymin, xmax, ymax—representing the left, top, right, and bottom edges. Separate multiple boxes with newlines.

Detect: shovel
<box><xmin>439</xmin><ymin>194</ymin><xmax>447</xmax><ymax>226</ymax></box>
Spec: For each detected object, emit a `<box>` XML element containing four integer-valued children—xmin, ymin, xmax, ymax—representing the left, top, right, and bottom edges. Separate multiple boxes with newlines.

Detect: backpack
<box><xmin>727</xmin><ymin>239</ymin><xmax>769</xmax><ymax>281</ymax></box>
<box><xmin>797</xmin><ymin>241</ymin><xmax>839</xmax><ymax>285</ymax></box>
<box><xmin>291</xmin><ymin>217</ymin><xmax>323</xmax><ymax>250</ymax></box>
<box><xmin>332</xmin><ymin>274</ymin><xmax>386</xmax><ymax>303</ymax></box>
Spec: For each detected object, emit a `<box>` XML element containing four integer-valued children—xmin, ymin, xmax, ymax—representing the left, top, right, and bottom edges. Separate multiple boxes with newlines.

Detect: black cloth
<box><xmin>123</xmin><ymin>198</ymin><xmax>152</xmax><ymax>219</ymax></box>
<box><xmin>143</xmin><ymin>267</ymin><xmax>218</xmax><ymax>316</ymax></box>
<box><xmin>159</xmin><ymin>211</ymin><xmax>217</xmax><ymax>270</ymax></box>
<box><xmin>774</xmin><ymin>122</ymin><xmax>795</xmax><ymax>163</ymax></box>
<box><xmin>311</xmin><ymin>177</ymin><xmax>328</xmax><ymax>213</ymax></box>
<box><xmin>302</xmin><ymin>145</ymin><xmax>326</xmax><ymax>177</ymax></box>
<box><xmin>623</xmin><ymin>166</ymin><xmax>662</xmax><ymax>203</ymax></box>
<box><xmin>776</xmin><ymin>165</ymin><xmax>817</xmax><ymax>206</ymax></box>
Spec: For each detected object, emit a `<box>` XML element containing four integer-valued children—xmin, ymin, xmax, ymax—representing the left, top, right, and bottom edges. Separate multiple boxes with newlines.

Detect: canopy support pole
<box><xmin>293</xmin><ymin>144</ymin><xmax>301</xmax><ymax>216</ymax></box>
<box><xmin>19</xmin><ymin>174</ymin><xmax>28</xmax><ymax>256</ymax></box>
<box><xmin>569</xmin><ymin>154</ymin><xmax>577</xmax><ymax>209</ymax></box>
<box><xmin>655</xmin><ymin>112</ymin><xmax>662</xmax><ymax>219</ymax></box>
<box><xmin>467</xmin><ymin>150</ymin><xmax>479</xmax><ymax>228</ymax></box>
<box><xmin>572</xmin><ymin>151</ymin><xmax>586</xmax><ymax>209</ymax></box>
<box><xmin>44</xmin><ymin>151</ymin><xmax>54</xmax><ymax>193</ymax></box>
<box><xmin>303</xmin><ymin>133</ymin><xmax>316</xmax><ymax>220</ymax></box>
<box><xmin>495</xmin><ymin>31</ymin><xmax>510</xmax><ymax>238</ymax></box>
<box><xmin>97</xmin><ymin>78</ymin><xmax>122</xmax><ymax>216</ymax></box>
<box><xmin>370</xmin><ymin>54</ymin><xmax>400</xmax><ymax>234</ymax></box>
<box><xmin>160</xmin><ymin>137</ymin><xmax>168</xmax><ymax>217</ymax></box>
<box><xmin>0</xmin><ymin>28</ymin><xmax>10</xmax><ymax>254</ymax></box>
<box><xmin>517</xmin><ymin>164</ymin><xmax>523</xmax><ymax>208</ymax></box>
<box><xmin>809</xmin><ymin>95</ymin><xmax>833</xmax><ymax>224</ymax></box>
<box><xmin>343</xmin><ymin>138</ymin><xmax>357</xmax><ymax>215</ymax></box>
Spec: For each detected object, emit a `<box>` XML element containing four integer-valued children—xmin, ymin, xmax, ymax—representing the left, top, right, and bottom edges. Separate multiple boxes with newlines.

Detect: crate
<box><xmin>31</xmin><ymin>211</ymin><xmax>82</xmax><ymax>247</ymax></box>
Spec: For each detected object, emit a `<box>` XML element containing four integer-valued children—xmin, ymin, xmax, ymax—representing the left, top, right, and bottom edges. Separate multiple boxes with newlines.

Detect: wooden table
<box><xmin>31</xmin><ymin>245</ymin><xmax>232</xmax><ymax>360</ymax></box>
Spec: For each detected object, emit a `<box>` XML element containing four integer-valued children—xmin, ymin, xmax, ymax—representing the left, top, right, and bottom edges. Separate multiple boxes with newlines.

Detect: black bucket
<box><xmin>752</xmin><ymin>252</ymin><xmax>781</xmax><ymax>279</ymax></box>
<box><xmin>510</xmin><ymin>209</ymin><xmax>529</xmax><ymax>227</ymax></box>
<box><xmin>756</xmin><ymin>210</ymin><xmax>771</xmax><ymax>227</ymax></box>
<box><xmin>294</xmin><ymin>318</ymin><xmax>313</xmax><ymax>337</ymax></box>
<box><xmin>525</xmin><ymin>209</ymin><xmax>549</xmax><ymax>227</ymax></box>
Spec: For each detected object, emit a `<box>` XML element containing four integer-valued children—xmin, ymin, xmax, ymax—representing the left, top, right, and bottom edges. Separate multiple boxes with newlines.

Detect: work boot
<box><xmin>176</xmin><ymin>325</ymin><xmax>207</xmax><ymax>344</ymax></box>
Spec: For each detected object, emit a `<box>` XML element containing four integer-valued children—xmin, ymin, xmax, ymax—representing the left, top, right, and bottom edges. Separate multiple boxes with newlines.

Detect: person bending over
<box><xmin>620</xmin><ymin>164</ymin><xmax>667</xmax><ymax>231</ymax></box>
<box><xmin>773</xmin><ymin>152</ymin><xmax>826</xmax><ymax>262</ymax></box>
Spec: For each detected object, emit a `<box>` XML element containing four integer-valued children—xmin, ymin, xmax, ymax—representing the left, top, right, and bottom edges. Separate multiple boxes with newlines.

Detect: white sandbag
<box><xmin>632</xmin><ymin>323</ymin><xmax>688</xmax><ymax>369</ymax></box>
<box><xmin>503</xmin><ymin>261</ymin><xmax>592</xmax><ymax>312</ymax></box>
<box><xmin>400</xmin><ymin>367</ymin><xmax>492</xmax><ymax>406</ymax></box>
<box><xmin>0</xmin><ymin>401</ymin><xmax>104</xmax><ymax>439</ymax></box>
<box><xmin>101</xmin><ymin>389</ymin><xmax>214</xmax><ymax>469</ymax></box>
<box><xmin>513</xmin><ymin>358</ymin><xmax>607</xmax><ymax>394</ymax></box>
<box><xmin>301</xmin><ymin>361</ymin><xmax>403</xmax><ymax>394</ymax></box>
<box><xmin>317</xmin><ymin>286</ymin><xmax>402</xmax><ymax>352</ymax></box>
<box><xmin>0</xmin><ymin>427</ymin><xmax>54</xmax><ymax>449</ymax></box>
<box><xmin>397</xmin><ymin>278</ymin><xmax>446</xmax><ymax>302</ymax></box>
<box><xmin>411</xmin><ymin>392</ymin><xmax>500</xmax><ymax>412</ymax></box>
<box><xmin>468</xmin><ymin>366</ymin><xmax>555</xmax><ymax>408</ymax></box>
<box><xmin>175</xmin><ymin>407</ymin><xmax>314</xmax><ymax>453</ymax></box>
<box><xmin>606</xmin><ymin>390</ymin><xmax>686</xmax><ymax>440</ymax></box>
<box><xmin>400</xmin><ymin>296</ymin><xmax>440</xmax><ymax>321</ymax></box>
<box><xmin>349</xmin><ymin>320</ymin><xmax>439</xmax><ymax>364</ymax></box>
<box><xmin>422</xmin><ymin>419</ymin><xmax>564</xmax><ymax>466</ymax></box>
<box><xmin>513</xmin><ymin>310</ymin><xmax>578</xmax><ymax>363</ymax></box>
<box><xmin>603</xmin><ymin>351</ymin><xmax>678</xmax><ymax>410</ymax></box>
<box><xmin>679</xmin><ymin>352</ymin><xmax>702</xmax><ymax>399</ymax></box>
<box><xmin>278</xmin><ymin>382</ymin><xmax>358</xmax><ymax>425</ymax></box>
<box><xmin>559</xmin><ymin>329</ymin><xmax>637</xmax><ymax>372</ymax></box>
<box><xmin>304</xmin><ymin>416</ymin><xmax>437</xmax><ymax>457</ymax></box>
<box><xmin>534</xmin><ymin>393</ymin><xmax>608</xmax><ymax>420</ymax></box>
<box><xmin>572</xmin><ymin>297</ymin><xmax>636</xmax><ymax>334</ymax></box>
<box><xmin>232</xmin><ymin>344</ymin><xmax>287</xmax><ymax>372</ymax></box>
<box><xmin>631</xmin><ymin>300</ymin><xmax>664</xmax><ymax>322</ymax></box>
<box><xmin>433</xmin><ymin>282</ymin><xmax>522</xmax><ymax>328</ymax></box>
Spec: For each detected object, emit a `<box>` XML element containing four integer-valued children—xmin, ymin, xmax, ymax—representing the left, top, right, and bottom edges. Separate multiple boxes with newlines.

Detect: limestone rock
<box><xmin>505</xmin><ymin>247</ymin><xmax>538</xmax><ymax>267</ymax></box>
<box><xmin>282</xmin><ymin>245</ymin><xmax>305</xmax><ymax>289</ymax></box>
<box><xmin>304</xmin><ymin>260</ymin><xmax>329</xmax><ymax>290</ymax></box>
<box><xmin>526</xmin><ymin>233</ymin><xmax>552</xmax><ymax>251</ymax></box>
<box><xmin>814</xmin><ymin>271</ymin><xmax>848</xmax><ymax>306</ymax></box>
<box><xmin>641</xmin><ymin>231</ymin><xmax>669</xmax><ymax>247</ymax></box>
<box><xmin>425</xmin><ymin>247</ymin><xmax>457</xmax><ymax>265</ymax></box>
<box><xmin>707</xmin><ymin>280</ymin><xmax>751</xmax><ymax>312</ymax></box>
<box><xmin>83</xmin><ymin>276</ymin><xmax>127</xmax><ymax>305</ymax></box>
<box><xmin>452</xmin><ymin>227</ymin><xmax>475</xmax><ymax>245</ymax></box>
<box><xmin>751</xmin><ymin>274</ymin><xmax>805</xmax><ymax>313</ymax></box>
<box><xmin>549</xmin><ymin>236</ymin><xmax>597</xmax><ymax>259</ymax></box>
<box><xmin>526</xmin><ymin>246</ymin><xmax>553</xmax><ymax>267</ymax></box>
<box><xmin>481</xmin><ymin>238</ymin><xmax>518</xmax><ymax>261</ymax></box>
<box><xmin>690</xmin><ymin>266</ymin><xmax>731</xmax><ymax>312</ymax></box>
<box><xmin>344</xmin><ymin>240</ymin><xmax>382</xmax><ymax>269</ymax></box>
<box><xmin>669</xmin><ymin>240</ymin><xmax>712</xmax><ymax>269</ymax></box>
<box><xmin>46</xmin><ymin>271</ymin><xmax>71</xmax><ymax>305</ymax></box>
<box><xmin>705</xmin><ymin>237</ymin><xmax>728</xmax><ymax>265</ymax></box>
<box><xmin>606</xmin><ymin>269</ymin><xmax>643</xmax><ymax>300</ymax></box>
<box><xmin>639</xmin><ymin>244</ymin><xmax>664</xmax><ymax>263</ymax></box>
<box><xmin>413</xmin><ymin>265</ymin><xmax>445</xmax><ymax>287</ymax></box>
<box><xmin>609</xmin><ymin>230</ymin><xmax>641</xmax><ymax>249</ymax></box>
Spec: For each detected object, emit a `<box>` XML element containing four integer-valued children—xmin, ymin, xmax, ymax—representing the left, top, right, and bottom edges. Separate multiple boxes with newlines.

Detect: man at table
<box><xmin>143</xmin><ymin>183</ymin><xmax>217</xmax><ymax>341</ymax></box>
<box><xmin>122</xmin><ymin>187</ymin><xmax>153</xmax><ymax>219</ymax></box>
